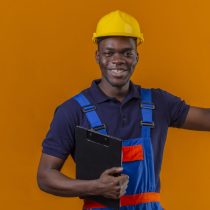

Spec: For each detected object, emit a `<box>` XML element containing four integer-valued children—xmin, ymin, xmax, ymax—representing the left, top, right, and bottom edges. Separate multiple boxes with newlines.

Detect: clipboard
<box><xmin>75</xmin><ymin>126</ymin><xmax>122</xmax><ymax>209</ymax></box>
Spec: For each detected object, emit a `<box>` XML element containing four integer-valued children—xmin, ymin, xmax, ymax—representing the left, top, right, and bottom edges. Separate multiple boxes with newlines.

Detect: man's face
<box><xmin>96</xmin><ymin>36</ymin><xmax>139</xmax><ymax>88</ymax></box>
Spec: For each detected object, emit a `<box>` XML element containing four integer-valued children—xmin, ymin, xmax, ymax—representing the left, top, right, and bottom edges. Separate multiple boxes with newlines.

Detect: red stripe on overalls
<box><xmin>83</xmin><ymin>192</ymin><xmax>160</xmax><ymax>208</ymax></box>
<box><xmin>122</xmin><ymin>145</ymin><xmax>144</xmax><ymax>162</ymax></box>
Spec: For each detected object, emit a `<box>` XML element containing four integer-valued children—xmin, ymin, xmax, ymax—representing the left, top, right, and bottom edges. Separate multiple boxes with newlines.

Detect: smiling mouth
<box><xmin>109</xmin><ymin>69</ymin><xmax>128</xmax><ymax>77</ymax></box>
<box><xmin>111</xmin><ymin>69</ymin><xmax>126</xmax><ymax>73</ymax></box>
<box><xmin>109</xmin><ymin>68</ymin><xmax>127</xmax><ymax>72</ymax></box>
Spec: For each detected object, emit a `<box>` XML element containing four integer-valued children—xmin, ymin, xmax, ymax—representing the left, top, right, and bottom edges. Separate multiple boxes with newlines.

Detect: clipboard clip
<box><xmin>87</xmin><ymin>127</ymin><xmax>110</xmax><ymax>147</ymax></box>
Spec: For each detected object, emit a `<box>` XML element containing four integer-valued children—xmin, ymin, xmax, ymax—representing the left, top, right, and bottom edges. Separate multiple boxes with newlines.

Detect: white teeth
<box><xmin>112</xmin><ymin>70</ymin><xmax>124</xmax><ymax>73</ymax></box>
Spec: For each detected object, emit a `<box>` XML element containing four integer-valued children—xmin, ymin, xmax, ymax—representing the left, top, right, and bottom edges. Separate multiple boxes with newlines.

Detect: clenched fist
<box><xmin>95</xmin><ymin>167</ymin><xmax>129</xmax><ymax>199</ymax></box>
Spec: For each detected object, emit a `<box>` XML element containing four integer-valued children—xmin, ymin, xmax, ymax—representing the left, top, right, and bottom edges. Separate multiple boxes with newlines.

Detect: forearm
<box><xmin>182</xmin><ymin>107</ymin><xmax>210</xmax><ymax>131</ymax></box>
<box><xmin>37</xmin><ymin>169</ymin><xmax>99</xmax><ymax>197</ymax></box>
<box><xmin>37</xmin><ymin>154</ymin><xmax>127</xmax><ymax>199</ymax></box>
<box><xmin>194</xmin><ymin>108</ymin><xmax>210</xmax><ymax>131</ymax></box>
<box><xmin>204</xmin><ymin>108</ymin><xmax>210</xmax><ymax>131</ymax></box>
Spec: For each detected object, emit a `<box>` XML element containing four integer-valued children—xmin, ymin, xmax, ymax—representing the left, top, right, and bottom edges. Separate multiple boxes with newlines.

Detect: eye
<box><xmin>103</xmin><ymin>51</ymin><xmax>114</xmax><ymax>57</ymax></box>
<box><xmin>123</xmin><ymin>51</ymin><xmax>134</xmax><ymax>57</ymax></box>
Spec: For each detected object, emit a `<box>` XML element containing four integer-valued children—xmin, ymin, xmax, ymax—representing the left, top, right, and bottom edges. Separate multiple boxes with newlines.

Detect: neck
<box><xmin>98</xmin><ymin>79</ymin><xmax>130</xmax><ymax>102</ymax></box>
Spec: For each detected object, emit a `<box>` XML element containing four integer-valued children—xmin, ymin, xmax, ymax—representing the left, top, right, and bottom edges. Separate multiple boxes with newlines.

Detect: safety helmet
<box><xmin>92</xmin><ymin>10</ymin><xmax>144</xmax><ymax>45</ymax></box>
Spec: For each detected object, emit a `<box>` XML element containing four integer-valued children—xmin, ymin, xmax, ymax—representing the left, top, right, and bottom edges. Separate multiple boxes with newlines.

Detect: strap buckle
<box><xmin>141</xmin><ymin>102</ymin><xmax>155</xmax><ymax>110</ymax></box>
<box><xmin>92</xmin><ymin>124</ymin><xmax>106</xmax><ymax>131</ymax></box>
<box><xmin>82</xmin><ymin>105</ymin><xmax>96</xmax><ymax>113</ymax></box>
<box><xmin>140</xmin><ymin>121</ymin><xmax>155</xmax><ymax>128</ymax></box>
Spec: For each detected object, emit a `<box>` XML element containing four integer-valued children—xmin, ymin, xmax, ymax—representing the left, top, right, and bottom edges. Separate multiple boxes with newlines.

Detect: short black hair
<box><xmin>96</xmin><ymin>36</ymin><xmax>137</xmax><ymax>47</ymax></box>
<box><xmin>96</xmin><ymin>37</ymin><xmax>110</xmax><ymax>45</ymax></box>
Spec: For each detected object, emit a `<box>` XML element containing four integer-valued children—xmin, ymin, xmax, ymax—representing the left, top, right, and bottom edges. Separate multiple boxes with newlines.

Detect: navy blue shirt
<box><xmin>42</xmin><ymin>79</ymin><xmax>190</xmax><ymax>192</ymax></box>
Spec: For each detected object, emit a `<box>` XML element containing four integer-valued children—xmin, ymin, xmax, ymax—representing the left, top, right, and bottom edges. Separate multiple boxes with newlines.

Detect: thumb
<box><xmin>103</xmin><ymin>167</ymin><xmax>123</xmax><ymax>176</ymax></box>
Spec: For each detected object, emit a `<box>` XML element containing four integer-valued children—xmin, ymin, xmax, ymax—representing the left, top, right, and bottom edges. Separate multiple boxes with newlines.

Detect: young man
<box><xmin>37</xmin><ymin>10</ymin><xmax>210</xmax><ymax>210</ymax></box>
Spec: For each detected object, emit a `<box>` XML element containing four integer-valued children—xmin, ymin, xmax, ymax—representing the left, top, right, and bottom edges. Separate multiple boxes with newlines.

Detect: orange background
<box><xmin>1</xmin><ymin>0</ymin><xmax>210</xmax><ymax>210</ymax></box>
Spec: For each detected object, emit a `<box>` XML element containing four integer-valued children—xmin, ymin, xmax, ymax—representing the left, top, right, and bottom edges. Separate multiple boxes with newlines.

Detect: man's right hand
<box><xmin>96</xmin><ymin>167</ymin><xmax>129</xmax><ymax>199</ymax></box>
<box><xmin>37</xmin><ymin>154</ymin><xmax>129</xmax><ymax>198</ymax></box>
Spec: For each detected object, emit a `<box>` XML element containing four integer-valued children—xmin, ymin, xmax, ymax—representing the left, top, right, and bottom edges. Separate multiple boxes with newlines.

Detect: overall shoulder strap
<box><xmin>73</xmin><ymin>93</ymin><xmax>107</xmax><ymax>135</ymax></box>
<box><xmin>140</xmin><ymin>88</ymin><xmax>155</xmax><ymax>138</ymax></box>
<box><xmin>140</xmin><ymin>88</ymin><xmax>156</xmax><ymax>191</ymax></box>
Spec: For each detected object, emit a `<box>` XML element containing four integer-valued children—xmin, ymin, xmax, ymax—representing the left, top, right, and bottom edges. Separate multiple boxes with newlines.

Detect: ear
<box><xmin>136</xmin><ymin>52</ymin><xmax>139</xmax><ymax>63</ymax></box>
<box><xmin>95</xmin><ymin>50</ymin><xmax>99</xmax><ymax>64</ymax></box>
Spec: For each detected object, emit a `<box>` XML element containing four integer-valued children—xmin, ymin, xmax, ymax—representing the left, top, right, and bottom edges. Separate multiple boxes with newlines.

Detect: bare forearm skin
<box><xmin>37</xmin><ymin>169</ymin><xmax>99</xmax><ymax>197</ymax></box>
<box><xmin>182</xmin><ymin>107</ymin><xmax>210</xmax><ymax>131</ymax></box>
<box><xmin>37</xmin><ymin>154</ymin><xmax>127</xmax><ymax>199</ymax></box>
<box><xmin>205</xmin><ymin>108</ymin><xmax>210</xmax><ymax>131</ymax></box>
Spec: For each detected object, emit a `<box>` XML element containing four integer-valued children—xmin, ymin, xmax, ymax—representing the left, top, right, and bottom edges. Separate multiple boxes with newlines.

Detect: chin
<box><xmin>109</xmin><ymin>79</ymin><xmax>129</xmax><ymax>88</ymax></box>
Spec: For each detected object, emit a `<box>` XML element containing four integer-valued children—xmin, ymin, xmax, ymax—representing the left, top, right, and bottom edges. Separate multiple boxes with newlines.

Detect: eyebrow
<box><xmin>103</xmin><ymin>47</ymin><xmax>135</xmax><ymax>51</ymax></box>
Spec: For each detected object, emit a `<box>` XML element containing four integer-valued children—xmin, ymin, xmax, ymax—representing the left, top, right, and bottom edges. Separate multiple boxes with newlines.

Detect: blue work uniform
<box><xmin>42</xmin><ymin>79</ymin><xmax>190</xmax><ymax>209</ymax></box>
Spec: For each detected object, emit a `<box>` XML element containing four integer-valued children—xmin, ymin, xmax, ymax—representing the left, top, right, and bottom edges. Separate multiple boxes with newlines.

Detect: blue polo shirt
<box><xmin>42</xmin><ymin>79</ymin><xmax>190</xmax><ymax>192</ymax></box>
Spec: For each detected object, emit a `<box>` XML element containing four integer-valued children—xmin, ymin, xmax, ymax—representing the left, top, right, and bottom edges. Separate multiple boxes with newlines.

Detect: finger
<box><xmin>121</xmin><ymin>178</ymin><xmax>129</xmax><ymax>186</ymax></box>
<box><xmin>106</xmin><ymin>191</ymin><xmax>120</xmax><ymax>199</ymax></box>
<box><xmin>105</xmin><ymin>193</ymin><xmax>117</xmax><ymax>199</ymax></box>
<box><xmin>121</xmin><ymin>174</ymin><xmax>129</xmax><ymax>181</ymax></box>
<box><xmin>116</xmin><ymin>174</ymin><xmax>129</xmax><ymax>185</ymax></box>
<box><xmin>121</xmin><ymin>181</ymin><xmax>128</xmax><ymax>187</ymax></box>
<box><xmin>120</xmin><ymin>188</ymin><xmax>127</xmax><ymax>196</ymax></box>
<box><xmin>121</xmin><ymin>184</ymin><xmax>128</xmax><ymax>192</ymax></box>
<box><xmin>103</xmin><ymin>167</ymin><xmax>123</xmax><ymax>176</ymax></box>
<box><xmin>122</xmin><ymin>178</ymin><xmax>129</xmax><ymax>187</ymax></box>
<box><xmin>115</xmin><ymin>191</ymin><xmax>121</xmax><ymax>199</ymax></box>
<box><xmin>112</xmin><ymin>179</ymin><xmax>121</xmax><ymax>186</ymax></box>
<box><xmin>113</xmin><ymin>185</ymin><xmax>121</xmax><ymax>192</ymax></box>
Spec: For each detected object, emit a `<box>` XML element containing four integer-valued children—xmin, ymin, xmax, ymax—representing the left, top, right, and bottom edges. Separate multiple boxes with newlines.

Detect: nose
<box><xmin>112</xmin><ymin>53</ymin><xmax>125</xmax><ymax>65</ymax></box>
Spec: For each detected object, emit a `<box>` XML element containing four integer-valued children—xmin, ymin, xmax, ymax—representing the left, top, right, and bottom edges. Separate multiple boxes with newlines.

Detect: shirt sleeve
<box><xmin>160</xmin><ymin>89</ymin><xmax>190</xmax><ymax>128</ymax></box>
<box><xmin>42</xmin><ymin>100</ymin><xmax>79</xmax><ymax>160</ymax></box>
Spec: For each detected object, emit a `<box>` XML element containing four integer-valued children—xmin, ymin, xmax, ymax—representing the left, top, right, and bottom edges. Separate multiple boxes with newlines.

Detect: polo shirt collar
<box><xmin>89</xmin><ymin>79</ymin><xmax>141</xmax><ymax>104</ymax></box>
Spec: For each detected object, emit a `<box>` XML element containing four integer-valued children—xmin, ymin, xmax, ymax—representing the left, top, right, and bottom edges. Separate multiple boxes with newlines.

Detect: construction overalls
<box><xmin>74</xmin><ymin>88</ymin><xmax>163</xmax><ymax>210</ymax></box>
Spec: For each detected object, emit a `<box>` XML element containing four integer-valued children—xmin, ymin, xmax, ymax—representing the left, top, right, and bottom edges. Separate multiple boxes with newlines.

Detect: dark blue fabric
<box><xmin>70</xmin><ymin>89</ymin><xmax>159</xmax><ymax>210</ymax></box>
<box><xmin>74</xmin><ymin>89</ymin><xmax>156</xmax><ymax>196</ymax></box>
<box><xmin>42</xmin><ymin>79</ymin><xmax>190</xmax><ymax>192</ymax></box>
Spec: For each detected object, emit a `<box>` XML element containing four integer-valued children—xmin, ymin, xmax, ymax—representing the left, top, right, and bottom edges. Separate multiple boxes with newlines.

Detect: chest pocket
<box><xmin>122</xmin><ymin>144</ymin><xmax>144</xmax><ymax>162</ymax></box>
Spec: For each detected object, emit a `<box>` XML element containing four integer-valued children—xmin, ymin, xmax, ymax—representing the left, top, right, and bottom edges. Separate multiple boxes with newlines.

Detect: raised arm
<box><xmin>37</xmin><ymin>153</ymin><xmax>128</xmax><ymax>198</ymax></box>
<box><xmin>181</xmin><ymin>106</ymin><xmax>210</xmax><ymax>131</ymax></box>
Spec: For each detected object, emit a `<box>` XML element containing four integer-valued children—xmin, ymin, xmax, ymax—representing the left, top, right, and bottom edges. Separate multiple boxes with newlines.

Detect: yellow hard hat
<box><xmin>92</xmin><ymin>10</ymin><xmax>144</xmax><ymax>45</ymax></box>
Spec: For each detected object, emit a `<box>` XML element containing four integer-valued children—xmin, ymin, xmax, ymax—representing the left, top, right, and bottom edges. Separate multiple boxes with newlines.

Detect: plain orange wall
<box><xmin>1</xmin><ymin>0</ymin><xmax>210</xmax><ymax>210</ymax></box>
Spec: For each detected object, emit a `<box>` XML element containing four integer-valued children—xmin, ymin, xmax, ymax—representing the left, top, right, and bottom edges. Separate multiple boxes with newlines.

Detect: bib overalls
<box><xmin>74</xmin><ymin>88</ymin><xmax>163</xmax><ymax>210</ymax></box>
